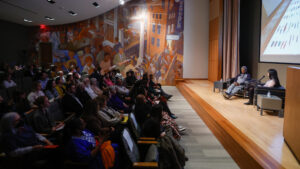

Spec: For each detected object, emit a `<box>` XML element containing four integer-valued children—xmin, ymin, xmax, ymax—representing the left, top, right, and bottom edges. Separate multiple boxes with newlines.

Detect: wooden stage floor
<box><xmin>176</xmin><ymin>80</ymin><xmax>299</xmax><ymax>169</ymax></box>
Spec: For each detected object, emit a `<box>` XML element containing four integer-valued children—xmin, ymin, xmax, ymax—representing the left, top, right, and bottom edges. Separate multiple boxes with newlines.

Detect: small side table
<box><xmin>213</xmin><ymin>81</ymin><xmax>227</xmax><ymax>92</ymax></box>
<box><xmin>257</xmin><ymin>94</ymin><xmax>283</xmax><ymax>117</ymax></box>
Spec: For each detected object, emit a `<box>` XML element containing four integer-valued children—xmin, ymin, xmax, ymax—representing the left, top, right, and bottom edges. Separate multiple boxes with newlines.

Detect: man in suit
<box><xmin>62</xmin><ymin>83</ymin><xmax>84</xmax><ymax>115</ymax></box>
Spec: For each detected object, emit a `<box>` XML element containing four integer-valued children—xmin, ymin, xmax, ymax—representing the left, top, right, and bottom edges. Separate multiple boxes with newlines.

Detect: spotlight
<box><xmin>24</xmin><ymin>18</ymin><xmax>32</xmax><ymax>23</ymax></box>
<box><xmin>47</xmin><ymin>0</ymin><xmax>55</xmax><ymax>4</ymax></box>
<box><xmin>45</xmin><ymin>16</ymin><xmax>55</xmax><ymax>21</ymax></box>
<box><xmin>120</xmin><ymin>0</ymin><xmax>125</xmax><ymax>5</ymax></box>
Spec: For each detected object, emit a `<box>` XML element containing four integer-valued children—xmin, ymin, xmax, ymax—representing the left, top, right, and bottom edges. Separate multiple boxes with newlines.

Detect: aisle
<box><xmin>163</xmin><ymin>86</ymin><xmax>239</xmax><ymax>169</ymax></box>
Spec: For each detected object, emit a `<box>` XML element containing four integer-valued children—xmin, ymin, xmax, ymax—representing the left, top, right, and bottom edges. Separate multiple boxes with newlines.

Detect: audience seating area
<box><xmin>0</xmin><ymin>63</ymin><xmax>187</xmax><ymax>169</ymax></box>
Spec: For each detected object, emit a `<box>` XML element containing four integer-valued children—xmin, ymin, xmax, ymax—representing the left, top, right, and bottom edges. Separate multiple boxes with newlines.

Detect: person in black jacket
<box><xmin>62</xmin><ymin>83</ymin><xmax>84</xmax><ymax>115</ymax></box>
<box><xmin>134</xmin><ymin>94</ymin><xmax>151</xmax><ymax>126</ymax></box>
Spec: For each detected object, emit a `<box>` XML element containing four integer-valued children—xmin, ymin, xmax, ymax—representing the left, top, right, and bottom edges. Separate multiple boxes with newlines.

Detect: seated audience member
<box><xmin>27</xmin><ymin>81</ymin><xmax>45</xmax><ymax>107</ymax></box>
<box><xmin>107</xmin><ymin>87</ymin><xmax>130</xmax><ymax>113</ymax></box>
<box><xmin>65</xmin><ymin>73</ymin><xmax>75</xmax><ymax>85</ymax></box>
<box><xmin>223</xmin><ymin>66</ymin><xmax>251</xmax><ymax>99</ymax></box>
<box><xmin>50</xmin><ymin>65</ymin><xmax>58</xmax><ymax>78</ymax></box>
<box><xmin>55</xmin><ymin>77</ymin><xmax>66</xmax><ymax>97</ymax></box>
<box><xmin>13</xmin><ymin>90</ymin><xmax>31</xmax><ymax>117</ymax></box>
<box><xmin>76</xmin><ymin>82</ymin><xmax>92</xmax><ymax>106</ymax></box>
<box><xmin>103</xmin><ymin>72</ymin><xmax>114</xmax><ymax>86</ymax></box>
<box><xmin>245</xmin><ymin>69</ymin><xmax>281</xmax><ymax>105</ymax></box>
<box><xmin>3</xmin><ymin>73</ymin><xmax>17</xmax><ymax>89</ymax></box>
<box><xmin>38</xmin><ymin>72</ymin><xmax>49</xmax><ymax>90</ymax></box>
<box><xmin>134</xmin><ymin>94</ymin><xmax>151</xmax><ymax>126</ymax></box>
<box><xmin>98</xmin><ymin>95</ymin><xmax>123</xmax><ymax>127</ymax></box>
<box><xmin>125</xmin><ymin>70</ymin><xmax>136</xmax><ymax>87</ymax></box>
<box><xmin>83</xmin><ymin>77</ymin><xmax>98</xmax><ymax>99</ymax></box>
<box><xmin>57</xmin><ymin>71</ymin><xmax>66</xmax><ymax>83</ymax></box>
<box><xmin>115</xmin><ymin>77</ymin><xmax>129</xmax><ymax>96</ymax></box>
<box><xmin>44</xmin><ymin>79</ymin><xmax>59</xmax><ymax>100</ymax></box>
<box><xmin>64</xmin><ymin>118</ymin><xmax>119</xmax><ymax>169</ymax></box>
<box><xmin>62</xmin><ymin>83</ymin><xmax>84</xmax><ymax>115</ymax></box>
<box><xmin>0</xmin><ymin>112</ymin><xmax>53</xmax><ymax>158</ymax></box>
<box><xmin>149</xmin><ymin>74</ymin><xmax>172</xmax><ymax>100</ymax></box>
<box><xmin>90</xmin><ymin>78</ymin><xmax>103</xmax><ymax>96</ymax></box>
<box><xmin>73</xmin><ymin>71</ymin><xmax>81</xmax><ymax>84</ymax></box>
<box><xmin>90</xmin><ymin>66</ymin><xmax>105</xmax><ymax>89</ymax></box>
<box><xmin>24</xmin><ymin>65</ymin><xmax>36</xmax><ymax>78</ymax></box>
<box><xmin>30</xmin><ymin>96</ymin><xmax>63</xmax><ymax>134</ymax></box>
<box><xmin>82</xmin><ymin>99</ymin><xmax>112</xmax><ymax>136</ymax></box>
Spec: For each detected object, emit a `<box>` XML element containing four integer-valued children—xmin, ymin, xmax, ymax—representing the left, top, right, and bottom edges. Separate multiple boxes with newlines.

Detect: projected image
<box><xmin>260</xmin><ymin>0</ymin><xmax>300</xmax><ymax>64</ymax></box>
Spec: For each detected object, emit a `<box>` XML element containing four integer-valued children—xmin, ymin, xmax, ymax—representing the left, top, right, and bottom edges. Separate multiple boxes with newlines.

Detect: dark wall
<box><xmin>0</xmin><ymin>20</ymin><xmax>31</xmax><ymax>65</ymax></box>
<box><xmin>239</xmin><ymin>0</ymin><xmax>261</xmax><ymax>79</ymax></box>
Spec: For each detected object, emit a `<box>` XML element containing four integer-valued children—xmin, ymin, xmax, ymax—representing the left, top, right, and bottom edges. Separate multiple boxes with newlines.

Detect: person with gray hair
<box><xmin>0</xmin><ymin>112</ymin><xmax>53</xmax><ymax>157</ymax></box>
<box><xmin>223</xmin><ymin>66</ymin><xmax>251</xmax><ymax>99</ymax></box>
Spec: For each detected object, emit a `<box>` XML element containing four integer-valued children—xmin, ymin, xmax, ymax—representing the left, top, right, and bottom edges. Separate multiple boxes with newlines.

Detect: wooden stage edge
<box><xmin>176</xmin><ymin>81</ymin><xmax>284</xmax><ymax>169</ymax></box>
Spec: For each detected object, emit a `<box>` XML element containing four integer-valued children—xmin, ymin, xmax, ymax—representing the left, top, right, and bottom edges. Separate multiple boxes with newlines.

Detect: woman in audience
<box><xmin>3</xmin><ymin>73</ymin><xmax>17</xmax><ymax>89</ymax></box>
<box><xmin>82</xmin><ymin>98</ymin><xmax>113</xmax><ymax>136</ymax></box>
<box><xmin>245</xmin><ymin>69</ymin><xmax>281</xmax><ymax>105</ymax></box>
<box><xmin>30</xmin><ymin>96</ymin><xmax>63</xmax><ymax>134</ymax></box>
<box><xmin>64</xmin><ymin>117</ymin><xmax>119</xmax><ymax>169</ymax></box>
<box><xmin>98</xmin><ymin>95</ymin><xmax>123</xmax><ymax>127</ymax></box>
<box><xmin>90</xmin><ymin>78</ymin><xmax>103</xmax><ymax>96</ymax></box>
<box><xmin>44</xmin><ymin>79</ymin><xmax>59</xmax><ymax>101</ymax></box>
<box><xmin>27</xmin><ymin>81</ymin><xmax>45</xmax><ymax>107</ymax></box>
<box><xmin>107</xmin><ymin>86</ymin><xmax>130</xmax><ymax>113</ymax></box>
<box><xmin>125</xmin><ymin>70</ymin><xmax>136</xmax><ymax>88</ymax></box>
<box><xmin>103</xmin><ymin>72</ymin><xmax>114</xmax><ymax>87</ymax></box>
<box><xmin>55</xmin><ymin>77</ymin><xmax>66</xmax><ymax>98</ymax></box>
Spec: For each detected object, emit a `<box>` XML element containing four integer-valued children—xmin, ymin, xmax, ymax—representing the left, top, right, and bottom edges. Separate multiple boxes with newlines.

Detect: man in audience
<box><xmin>27</xmin><ymin>81</ymin><xmax>45</xmax><ymax>107</ymax></box>
<box><xmin>83</xmin><ymin>77</ymin><xmax>98</xmax><ymax>99</ymax></box>
<box><xmin>223</xmin><ymin>66</ymin><xmax>251</xmax><ymax>99</ymax></box>
<box><xmin>62</xmin><ymin>83</ymin><xmax>84</xmax><ymax>115</ymax></box>
<box><xmin>30</xmin><ymin>96</ymin><xmax>63</xmax><ymax>134</ymax></box>
<box><xmin>3</xmin><ymin>74</ymin><xmax>17</xmax><ymax>89</ymax></box>
<box><xmin>39</xmin><ymin>72</ymin><xmax>49</xmax><ymax>90</ymax></box>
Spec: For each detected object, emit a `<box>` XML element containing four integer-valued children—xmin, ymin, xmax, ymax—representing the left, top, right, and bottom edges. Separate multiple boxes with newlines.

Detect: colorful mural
<box><xmin>35</xmin><ymin>0</ymin><xmax>184</xmax><ymax>85</ymax></box>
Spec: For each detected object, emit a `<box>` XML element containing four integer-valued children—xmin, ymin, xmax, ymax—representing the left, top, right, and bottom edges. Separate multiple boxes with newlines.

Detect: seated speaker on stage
<box><xmin>244</xmin><ymin>69</ymin><xmax>281</xmax><ymax>105</ymax></box>
<box><xmin>223</xmin><ymin>66</ymin><xmax>251</xmax><ymax>99</ymax></box>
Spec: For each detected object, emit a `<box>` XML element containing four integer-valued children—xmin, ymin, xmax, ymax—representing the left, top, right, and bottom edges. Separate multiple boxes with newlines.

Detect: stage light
<box><xmin>45</xmin><ymin>16</ymin><xmax>55</xmax><ymax>21</ymax></box>
<box><xmin>24</xmin><ymin>18</ymin><xmax>32</xmax><ymax>23</ymax></box>
<box><xmin>47</xmin><ymin>0</ymin><xmax>55</xmax><ymax>4</ymax></box>
<box><xmin>120</xmin><ymin>0</ymin><xmax>125</xmax><ymax>5</ymax></box>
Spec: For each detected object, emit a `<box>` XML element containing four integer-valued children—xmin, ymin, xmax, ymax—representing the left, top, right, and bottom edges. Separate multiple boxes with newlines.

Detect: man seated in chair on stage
<box><xmin>223</xmin><ymin>66</ymin><xmax>251</xmax><ymax>99</ymax></box>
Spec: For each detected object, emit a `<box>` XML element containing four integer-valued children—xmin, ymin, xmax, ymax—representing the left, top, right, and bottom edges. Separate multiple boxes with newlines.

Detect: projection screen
<box><xmin>260</xmin><ymin>0</ymin><xmax>300</xmax><ymax>64</ymax></box>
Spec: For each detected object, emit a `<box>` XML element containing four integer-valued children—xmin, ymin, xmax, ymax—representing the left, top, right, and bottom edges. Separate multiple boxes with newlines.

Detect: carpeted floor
<box><xmin>163</xmin><ymin>86</ymin><xmax>239</xmax><ymax>169</ymax></box>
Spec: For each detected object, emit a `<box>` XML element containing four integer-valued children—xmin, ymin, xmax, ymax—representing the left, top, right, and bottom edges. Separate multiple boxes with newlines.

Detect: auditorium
<box><xmin>0</xmin><ymin>0</ymin><xmax>299</xmax><ymax>169</ymax></box>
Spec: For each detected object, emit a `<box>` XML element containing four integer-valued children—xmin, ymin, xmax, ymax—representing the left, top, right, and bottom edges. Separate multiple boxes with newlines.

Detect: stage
<box><xmin>176</xmin><ymin>80</ymin><xmax>299</xmax><ymax>169</ymax></box>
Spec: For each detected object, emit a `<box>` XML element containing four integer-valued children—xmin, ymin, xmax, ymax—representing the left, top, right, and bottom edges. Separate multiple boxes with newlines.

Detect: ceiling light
<box><xmin>120</xmin><ymin>0</ymin><xmax>125</xmax><ymax>5</ymax></box>
<box><xmin>24</xmin><ymin>18</ymin><xmax>32</xmax><ymax>23</ymax></box>
<box><xmin>69</xmin><ymin>11</ymin><xmax>77</xmax><ymax>16</ymax></box>
<box><xmin>45</xmin><ymin>16</ymin><xmax>55</xmax><ymax>21</ymax></box>
<box><xmin>93</xmin><ymin>2</ymin><xmax>100</xmax><ymax>8</ymax></box>
<box><xmin>47</xmin><ymin>0</ymin><xmax>56</xmax><ymax>4</ymax></box>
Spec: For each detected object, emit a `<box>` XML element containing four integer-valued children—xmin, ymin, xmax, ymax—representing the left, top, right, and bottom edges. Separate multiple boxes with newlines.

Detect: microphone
<box><xmin>258</xmin><ymin>75</ymin><xmax>265</xmax><ymax>83</ymax></box>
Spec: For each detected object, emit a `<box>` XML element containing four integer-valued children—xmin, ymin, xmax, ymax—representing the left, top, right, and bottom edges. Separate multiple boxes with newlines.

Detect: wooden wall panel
<box><xmin>208</xmin><ymin>0</ymin><xmax>223</xmax><ymax>82</ymax></box>
<box><xmin>283</xmin><ymin>66</ymin><xmax>300</xmax><ymax>163</ymax></box>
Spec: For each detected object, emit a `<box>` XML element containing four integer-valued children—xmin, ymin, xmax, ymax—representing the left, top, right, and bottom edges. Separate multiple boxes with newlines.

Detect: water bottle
<box><xmin>220</xmin><ymin>78</ymin><xmax>223</xmax><ymax>83</ymax></box>
<box><xmin>267</xmin><ymin>91</ymin><xmax>271</xmax><ymax>97</ymax></box>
